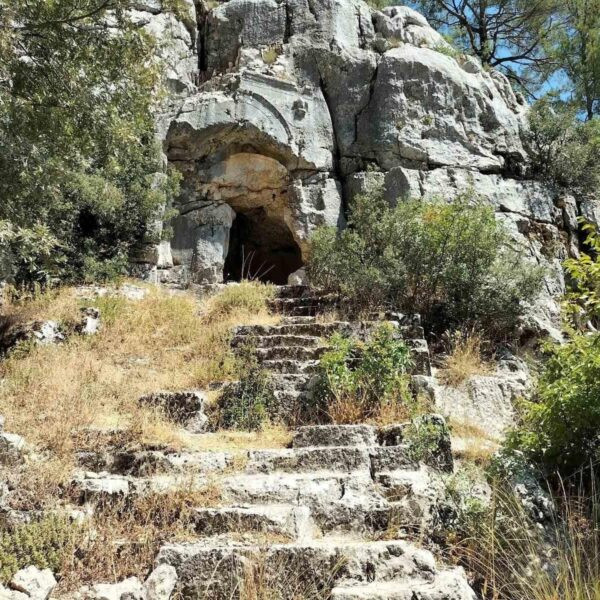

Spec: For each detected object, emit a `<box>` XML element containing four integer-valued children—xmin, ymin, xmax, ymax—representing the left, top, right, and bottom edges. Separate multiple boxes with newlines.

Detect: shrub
<box><xmin>563</xmin><ymin>221</ymin><xmax>600</xmax><ymax>331</ymax></box>
<box><xmin>217</xmin><ymin>351</ymin><xmax>277</xmax><ymax>431</ymax></box>
<box><xmin>0</xmin><ymin>515</ymin><xmax>78</xmax><ymax>582</ymax></box>
<box><xmin>307</xmin><ymin>191</ymin><xmax>544</xmax><ymax>337</ymax></box>
<box><xmin>316</xmin><ymin>323</ymin><xmax>415</xmax><ymax>424</ymax></box>
<box><xmin>508</xmin><ymin>332</ymin><xmax>600</xmax><ymax>475</ymax></box>
<box><xmin>509</xmin><ymin>226</ymin><xmax>600</xmax><ymax>475</ymax></box>
<box><xmin>528</xmin><ymin>99</ymin><xmax>600</xmax><ymax>195</ymax></box>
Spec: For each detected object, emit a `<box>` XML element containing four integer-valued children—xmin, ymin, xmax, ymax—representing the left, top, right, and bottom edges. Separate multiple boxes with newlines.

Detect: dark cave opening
<box><xmin>224</xmin><ymin>208</ymin><xmax>303</xmax><ymax>285</ymax></box>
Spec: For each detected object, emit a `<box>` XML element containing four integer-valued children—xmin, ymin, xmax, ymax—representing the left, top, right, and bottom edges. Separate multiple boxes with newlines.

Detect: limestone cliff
<box><xmin>137</xmin><ymin>0</ymin><xmax>591</xmax><ymax>337</ymax></box>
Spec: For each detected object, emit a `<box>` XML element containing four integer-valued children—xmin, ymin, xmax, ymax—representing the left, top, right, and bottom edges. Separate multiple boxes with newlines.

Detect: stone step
<box><xmin>157</xmin><ymin>539</ymin><xmax>474</xmax><ymax>599</ymax></box>
<box><xmin>75</xmin><ymin>449</ymin><xmax>236</xmax><ymax>477</ymax></box>
<box><xmin>255</xmin><ymin>345</ymin><xmax>327</xmax><ymax>361</ymax></box>
<box><xmin>270</xmin><ymin>373</ymin><xmax>314</xmax><ymax>390</ymax></box>
<box><xmin>192</xmin><ymin>504</ymin><xmax>317</xmax><ymax>541</ymax></box>
<box><xmin>272</xmin><ymin>285</ymin><xmax>310</xmax><ymax>299</ymax></box>
<box><xmin>220</xmin><ymin>471</ymin><xmax>389</xmax><ymax>532</ymax></box>
<box><xmin>261</xmin><ymin>359</ymin><xmax>320</xmax><ymax>374</ymax></box>
<box><xmin>330</xmin><ymin>570</ymin><xmax>476</xmax><ymax>600</ymax></box>
<box><xmin>234</xmin><ymin>321</ymin><xmax>351</xmax><ymax>337</ymax></box>
<box><xmin>280</xmin><ymin>315</ymin><xmax>318</xmax><ymax>324</ymax></box>
<box><xmin>231</xmin><ymin>334</ymin><xmax>322</xmax><ymax>349</ymax></box>
<box><xmin>293</xmin><ymin>425</ymin><xmax>378</xmax><ymax>448</ymax></box>
<box><xmin>268</xmin><ymin>295</ymin><xmax>337</xmax><ymax>309</ymax></box>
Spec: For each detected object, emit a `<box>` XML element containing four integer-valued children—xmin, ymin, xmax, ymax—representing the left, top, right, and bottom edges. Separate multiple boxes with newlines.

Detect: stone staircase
<box><xmin>72</xmin><ymin>422</ymin><xmax>475</xmax><ymax>599</ymax></box>
<box><xmin>231</xmin><ymin>286</ymin><xmax>432</xmax><ymax>425</ymax></box>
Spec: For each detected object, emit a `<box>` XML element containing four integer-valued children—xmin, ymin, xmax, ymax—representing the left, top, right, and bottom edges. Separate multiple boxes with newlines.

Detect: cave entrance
<box><xmin>224</xmin><ymin>208</ymin><xmax>303</xmax><ymax>284</ymax></box>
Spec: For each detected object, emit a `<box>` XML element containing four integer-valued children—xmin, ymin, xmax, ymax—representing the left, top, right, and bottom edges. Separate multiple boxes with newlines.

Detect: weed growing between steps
<box><xmin>315</xmin><ymin>324</ymin><xmax>424</xmax><ymax>424</ymax></box>
<box><xmin>0</xmin><ymin>515</ymin><xmax>78</xmax><ymax>582</ymax></box>
<box><xmin>438</xmin><ymin>330</ymin><xmax>492</xmax><ymax>387</ymax></box>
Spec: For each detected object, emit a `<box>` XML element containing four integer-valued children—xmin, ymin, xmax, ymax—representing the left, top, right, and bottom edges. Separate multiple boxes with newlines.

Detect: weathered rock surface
<box><xmin>9</xmin><ymin>567</ymin><xmax>56</xmax><ymax>600</ymax></box>
<box><xmin>127</xmin><ymin>0</ymin><xmax>593</xmax><ymax>332</ymax></box>
<box><xmin>138</xmin><ymin>390</ymin><xmax>209</xmax><ymax>433</ymax></box>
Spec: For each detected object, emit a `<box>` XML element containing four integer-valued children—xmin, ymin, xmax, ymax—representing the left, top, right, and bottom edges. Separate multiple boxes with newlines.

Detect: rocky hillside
<box><xmin>125</xmin><ymin>0</ymin><xmax>598</xmax><ymax>338</ymax></box>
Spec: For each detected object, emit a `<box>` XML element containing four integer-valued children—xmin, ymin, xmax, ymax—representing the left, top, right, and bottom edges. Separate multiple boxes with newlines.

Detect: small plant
<box><xmin>316</xmin><ymin>323</ymin><xmax>414</xmax><ymax>424</ymax></box>
<box><xmin>438</xmin><ymin>330</ymin><xmax>492</xmax><ymax>387</ymax></box>
<box><xmin>261</xmin><ymin>45</ymin><xmax>281</xmax><ymax>65</ymax></box>
<box><xmin>0</xmin><ymin>515</ymin><xmax>79</xmax><ymax>582</ymax></box>
<box><xmin>202</xmin><ymin>280</ymin><xmax>275</xmax><ymax>320</ymax></box>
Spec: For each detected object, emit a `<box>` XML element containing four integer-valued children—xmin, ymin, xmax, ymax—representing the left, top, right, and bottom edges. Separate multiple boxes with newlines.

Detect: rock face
<box><xmin>134</xmin><ymin>0</ymin><xmax>587</xmax><ymax>325</ymax></box>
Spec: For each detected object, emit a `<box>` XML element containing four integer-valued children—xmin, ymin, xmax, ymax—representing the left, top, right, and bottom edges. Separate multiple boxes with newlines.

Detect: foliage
<box><xmin>546</xmin><ymin>0</ymin><xmax>600</xmax><ymax>120</ymax></box>
<box><xmin>307</xmin><ymin>191</ymin><xmax>544</xmax><ymax>337</ymax></box>
<box><xmin>316</xmin><ymin>323</ymin><xmax>414</xmax><ymax>423</ymax></box>
<box><xmin>217</xmin><ymin>350</ymin><xmax>277</xmax><ymax>432</ymax></box>
<box><xmin>528</xmin><ymin>100</ymin><xmax>600</xmax><ymax>193</ymax></box>
<box><xmin>0</xmin><ymin>515</ymin><xmax>78</xmax><ymax>582</ymax></box>
<box><xmin>563</xmin><ymin>221</ymin><xmax>600</xmax><ymax>329</ymax></box>
<box><xmin>508</xmin><ymin>331</ymin><xmax>600</xmax><ymax>475</ymax></box>
<box><xmin>0</xmin><ymin>0</ymin><xmax>181</xmax><ymax>285</ymax></box>
<box><xmin>414</xmin><ymin>0</ymin><xmax>557</xmax><ymax>91</ymax></box>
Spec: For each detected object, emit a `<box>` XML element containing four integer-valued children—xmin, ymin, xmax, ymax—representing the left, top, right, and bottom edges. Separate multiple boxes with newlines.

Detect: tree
<box><xmin>0</xmin><ymin>1</ymin><xmax>180</xmax><ymax>284</ymax></box>
<box><xmin>548</xmin><ymin>0</ymin><xmax>600</xmax><ymax>120</ymax></box>
<box><xmin>414</xmin><ymin>0</ymin><xmax>559</xmax><ymax>91</ymax></box>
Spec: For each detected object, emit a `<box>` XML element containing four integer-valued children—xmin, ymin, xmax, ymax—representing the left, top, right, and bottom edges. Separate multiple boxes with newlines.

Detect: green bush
<box><xmin>563</xmin><ymin>221</ymin><xmax>600</xmax><ymax>330</ymax></box>
<box><xmin>316</xmin><ymin>323</ymin><xmax>415</xmax><ymax>423</ymax></box>
<box><xmin>0</xmin><ymin>515</ymin><xmax>78</xmax><ymax>582</ymax></box>
<box><xmin>217</xmin><ymin>352</ymin><xmax>276</xmax><ymax>431</ymax></box>
<box><xmin>307</xmin><ymin>191</ymin><xmax>543</xmax><ymax>337</ymax></box>
<box><xmin>528</xmin><ymin>99</ymin><xmax>600</xmax><ymax>195</ymax></box>
<box><xmin>508</xmin><ymin>224</ymin><xmax>600</xmax><ymax>475</ymax></box>
<box><xmin>509</xmin><ymin>331</ymin><xmax>600</xmax><ymax>475</ymax></box>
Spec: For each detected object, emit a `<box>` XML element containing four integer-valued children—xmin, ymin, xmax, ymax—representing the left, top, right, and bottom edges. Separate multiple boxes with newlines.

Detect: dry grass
<box><xmin>0</xmin><ymin>281</ymin><xmax>278</xmax><ymax>495</ymax></box>
<box><xmin>438</xmin><ymin>330</ymin><xmax>492</xmax><ymax>387</ymax></box>
<box><xmin>449</xmin><ymin>479</ymin><xmax>600</xmax><ymax>600</ymax></box>
<box><xmin>237</xmin><ymin>552</ymin><xmax>345</xmax><ymax>600</ymax></box>
<box><xmin>449</xmin><ymin>420</ymin><xmax>499</xmax><ymax>466</ymax></box>
<box><xmin>56</xmin><ymin>483</ymin><xmax>223</xmax><ymax>593</ymax></box>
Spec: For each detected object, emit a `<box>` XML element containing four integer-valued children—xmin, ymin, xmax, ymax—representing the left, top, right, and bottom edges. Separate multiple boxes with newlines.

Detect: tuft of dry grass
<box><xmin>438</xmin><ymin>330</ymin><xmax>492</xmax><ymax>387</ymax></box>
<box><xmin>449</xmin><ymin>420</ymin><xmax>499</xmax><ymax>466</ymax></box>
<box><xmin>449</xmin><ymin>475</ymin><xmax>600</xmax><ymax>600</ymax></box>
<box><xmin>237</xmin><ymin>551</ymin><xmax>345</xmax><ymax>600</ymax></box>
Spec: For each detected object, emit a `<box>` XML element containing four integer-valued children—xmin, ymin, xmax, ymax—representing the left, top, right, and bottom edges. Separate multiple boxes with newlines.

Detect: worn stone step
<box><xmin>192</xmin><ymin>504</ymin><xmax>317</xmax><ymax>541</ymax></box>
<box><xmin>270</xmin><ymin>373</ymin><xmax>314</xmax><ymax>390</ymax></box>
<box><xmin>293</xmin><ymin>425</ymin><xmax>378</xmax><ymax>448</ymax></box>
<box><xmin>260</xmin><ymin>359</ymin><xmax>320</xmax><ymax>374</ymax></box>
<box><xmin>280</xmin><ymin>315</ymin><xmax>318</xmax><ymax>324</ymax></box>
<box><xmin>231</xmin><ymin>334</ymin><xmax>322</xmax><ymax>349</ymax></box>
<box><xmin>255</xmin><ymin>345</ymin><xmax>327</xmax><ymax>361</ymax></box>
<box><xmin>157</xmin><ymin>539</ymin><xmax>474</xmax><ymax>599</ymax></box>
<box><xmin>220</xmin><ymin>471</ymin><xmax>389</xmax><ymax>532</ymax></box>
<box><xmin>234</xmin><ymin>321</ymin><xmax>352</xmax><ymax>337</ymax></box>
<box><xmin>75</xmin><ymin>449</ymin><xmax>236</xmax><ymax>477</ymax></box>
<box><xmin>330</xmin><ymin>570</ymin><xmax>476</xmax><ymax>600</ymax></box>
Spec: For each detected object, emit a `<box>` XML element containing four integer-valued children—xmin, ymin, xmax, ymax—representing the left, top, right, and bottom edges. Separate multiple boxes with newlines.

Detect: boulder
<box><xmin>144</xmin><ymin>564</ymin><xmax>178</xmax><ymax>600</ymax></box>
<box><xmin>77</xmin><ymin>308</ymin><xmax>101</xmax><ymax>336</ymax></box>
<box><xmin>10</xmin><ymin>566</ymin><xmax>56</xmax><ymax>600</ymax></box>
<box><xmin>79</xmin><ymin>577</ymin><xmax>146</xmax><ymax>600</ymax></box>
